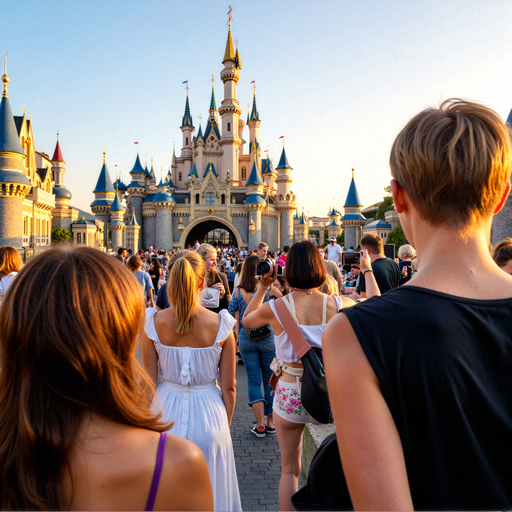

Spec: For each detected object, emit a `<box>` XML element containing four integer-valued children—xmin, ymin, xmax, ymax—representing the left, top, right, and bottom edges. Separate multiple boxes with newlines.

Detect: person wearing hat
<box><xmin>324</xmin><ymin>237</ymin><xmax>342</xmax><ymax>264</ymax></box>
<box><xmin>320</xmin><ymin>247</ymin><xmax>343</xmax><ymax>290</ymax></box>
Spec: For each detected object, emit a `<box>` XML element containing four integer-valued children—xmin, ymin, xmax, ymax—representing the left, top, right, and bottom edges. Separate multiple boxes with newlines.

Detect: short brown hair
<box><xmin>492</xmin><ymin>238</ymin><xmax>512</xmax><ymax>268</ymax></box>
<box><xmin>239</xmin><ymin>255</ymin><xmax>260</xmax><ymax>293</ymax></box>
<box><xmin>360</xmin><ymin>233</ymin><xmax>383</xmax><ymax>255</ymax></box>
<box><xmin>127</xmin><ymin>254</ymin><xmax>142</xmax><ymax>271</ymax></box>
<box><xmin>285</xmin><ymin>241</ymin><xmax>327</xmax><ymax>290</ymax></box>
<box><xmin>390</xmin><ymin>99</ymin><xmax>512</xmax><ymax>236</ymax></box>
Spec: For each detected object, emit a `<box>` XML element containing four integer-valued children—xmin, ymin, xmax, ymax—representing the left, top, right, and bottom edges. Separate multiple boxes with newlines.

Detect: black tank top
<box><xmin>343</xmin><ymin>286</ymin><xmax>512</xmax><ymax>510</ymax></box>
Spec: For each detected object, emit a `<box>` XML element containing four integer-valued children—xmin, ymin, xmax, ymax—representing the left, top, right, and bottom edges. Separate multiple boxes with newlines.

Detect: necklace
<box><xmin>291</xmin><ymin>288</ymin><xmax>314</xmax><ymax>295</ymax></box>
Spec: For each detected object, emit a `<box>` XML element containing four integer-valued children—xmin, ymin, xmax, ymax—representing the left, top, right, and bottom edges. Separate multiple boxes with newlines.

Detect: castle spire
<box><xmin>181</xmin><ymin>92</ymin><xmax>194</xmax><ymax>128</ymax></box>
<box><xmin>52</xmin><ymin>133</ymin><xmax>64</xmax><ymax>162</ymax></box>
<box><xmin>223</xmin><ymin>6</ymin><xmax>236</xmax><ymax>63</ymax></box>
<box><xmin>2</xmin><ymin>54</ymin><xmax>9</xmax><ymax>99</ymax></box>
<box><xmin>250</xmin><ymin>86</ymin><xmax>260</xmax><ymax>121</ymax></box>
<box><xmin>210</xmin><ymin>74</ymin><xmax>217</xmax><ymax>112</ymax></box>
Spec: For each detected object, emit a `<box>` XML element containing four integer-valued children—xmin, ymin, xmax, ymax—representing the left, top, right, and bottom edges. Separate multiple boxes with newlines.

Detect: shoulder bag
<box><xmin>274</xmin><ymin>297</ymin><xmax>333</xmax><ymax>424</ymax></box>
<box><xmin>236</xmin><ymin>287</ymin><xmax>272</xmax><ymax>341</ymax></box>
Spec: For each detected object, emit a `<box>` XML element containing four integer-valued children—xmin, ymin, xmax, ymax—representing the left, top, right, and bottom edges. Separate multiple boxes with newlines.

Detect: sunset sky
<box><xmin>2</xmin><ymin>0</ymin><xmax>511</xmax><ymax>216</ymax></box>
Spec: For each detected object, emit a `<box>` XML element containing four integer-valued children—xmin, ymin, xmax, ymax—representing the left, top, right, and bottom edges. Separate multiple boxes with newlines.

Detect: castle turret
<box><xmin>180</xmin><ymin>91</ymin><xmax>194</xmax><ymax>160</ymax></box>
<box><xmin>126</xmin><ymin>151</ymin><xmax>147</xmax><ymax>249</ymax></box>
<box><xmin>125</xmin><ymin>210</ymin><xmax>140</xmax><ymax>253</ymax></box>
<box><xmin>0</xmin><ymin>57</ymin><xmax>32</xmax><ymax>249</ymax></box>
<box><xmin>109</xmin><ymin>190</ymin><xmax>126</xmax><ymax>252</ymax></box>
<box><xmin>244</xmin><ymin>160</ymin><xmax>266</xmax><ymax>250</ymax></box>
<box><xmin>152</xmin><ymin>186</ymin><xmax>175</xmax><ymax>250</ymax></box>
<box><xmin>51</xmin><ymin>134</ymin><xmax>72</xmax><ymax>207</ymax></box>
<box><xmin>91</xmin><ymin>151</ymin><xmax>116</xmax><ymax>248</ymax></box>
<box><xmin>275</xmin><ymin>144</ymin><xmax>296</xmax><ymax>248</ymax></box>
<box><xmin>295</xmin><ymin>210</ymin><xmax>309</xmax><ymax>242</ymax></box>
<box><xmin>341</xmin><ymin>168</ymin><xmax>366</xmax><ymax>249</ymax></box>
<box><xmin>248</xmin><ymin>90</ymin><xmax>261</xmax><ymax>171</ymax></box>
<box><xmin>219</xmin><ymin>22</ymin><xmax>242</xmax><ymax>183</ymax></box>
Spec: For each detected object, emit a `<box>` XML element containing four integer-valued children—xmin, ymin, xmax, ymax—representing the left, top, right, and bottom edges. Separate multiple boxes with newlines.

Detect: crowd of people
<box><xmin>1</xmin><ymin>98</ymin><xmax>512</xmax><ymax>510</ymax></box>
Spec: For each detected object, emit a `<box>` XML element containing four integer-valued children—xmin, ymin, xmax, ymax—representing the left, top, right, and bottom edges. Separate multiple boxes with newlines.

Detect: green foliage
<box><xmin>387</xmin><ymin>223</ymin><xmax>406</xmax><ymax>250</ymax></box>
<box><xmin>363</xmin><ymin>208</ymin><xmax>377</xmax><ymax>219</ymax></box>
<box><xmin>376</xmin><ymin>196</ymin><xmax>394</xmax><ymax>221</ymax></box>
<box><xmin>383</xmin><ymin>185</ymin><xmax>392</xmax><ymax>196</ymax></box>
<box><xmin>323</xmin><ymin>230</ymin><xmax>329</xmax><ymax>246</ymax></box>
<box><xmin>51</xmin><ymin>227</ymin><xmax>73</xmax><ymax>243</ymax></box>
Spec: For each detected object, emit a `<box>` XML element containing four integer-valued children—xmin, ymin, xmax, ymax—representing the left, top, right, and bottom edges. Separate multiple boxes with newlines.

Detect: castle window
<box><xmin>206</xmin><ymin>193</ymin><xmax>215</xmax><ymax>206</ymax></box>
<box><xmin>227</xmin><ymin>122</ymin><xmax>231</xmax><ymax>132</ymax></box>
<box><xmin>179</xmin><ymin>172</ymin><xmax>182</xmax><ymax>181</ymax></box>
<box><xmin>186</xmin><ymin>137</ymin><xmax>189</xmax><ymax>145</ymax></box>
<box><xmin>195</xmin><ymin>193</ymin><xmax>200</xmax><ymax>204</ymax></box>
<box><xmin>241</xmin><ymin>166</ymin><xmax>247</xmax><ymax>180</ymax></box>
<box><xmin>221</xmin><ymin>194</ymin><xmax>225</xmax><ymax>204</ymax></box>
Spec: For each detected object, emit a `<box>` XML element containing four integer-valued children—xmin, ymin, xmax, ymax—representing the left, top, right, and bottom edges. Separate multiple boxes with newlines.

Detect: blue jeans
<box><xmin>238</xmin><ymin>329</ymin><xmax>276</xmax><ymax>416</ymax></box>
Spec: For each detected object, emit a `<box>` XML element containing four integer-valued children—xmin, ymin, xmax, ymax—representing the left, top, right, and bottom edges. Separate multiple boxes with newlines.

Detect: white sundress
<box><xmin>144</xmin><ymin>308</ymin><xmax>242</xmax><ymax>512</ymax></box>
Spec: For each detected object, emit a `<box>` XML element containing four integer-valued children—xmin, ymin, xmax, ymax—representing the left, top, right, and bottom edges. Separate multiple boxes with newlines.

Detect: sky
<box><xmin>2</xmin><ymin>0</ymin><xmax>512</xmax><ymax>217</ymax></box>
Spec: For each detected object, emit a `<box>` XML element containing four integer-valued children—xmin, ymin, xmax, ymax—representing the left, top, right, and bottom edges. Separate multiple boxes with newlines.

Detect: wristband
<box><xmin>364</xmin><ymin>269</ymin><xmax>374</xmax><ymax>275</ymax></box>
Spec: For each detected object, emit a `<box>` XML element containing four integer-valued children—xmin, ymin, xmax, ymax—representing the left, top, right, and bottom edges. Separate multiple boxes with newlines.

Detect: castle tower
<box><xmin>326</xmin><ymin>206</ymin><xmax>342</xmax><ymax>240</ymax></box>
<box><xmin>109</xmin><ymin>191</ymin><xmax>126</xmax><ymax>252</ymax></box>
<box><xmin>248</xmin><ymin>90</ymin><xmax>261</xmax><ymax>171</ymax></box>
<box><xmin>51</xmin><ymin>134</ymin><xmax>72</xmax><ymax>208</ymax></box>
<box><xmin>341</xmin><ymin>169</ymin><xmax>366</xmax><ymax>249</ymax></box>
<box><xmin>275</xmin><ymin>144</ymin><xmax>296</xmax><ymax>248</ymax></box>
<box><xmin>0</xmin><ymin>56</ymin><xmax>32</xmax><ymax>249</ymax></box>
<box><xmin>90</xmin><ymin>151</ymin><xmax>116</xmax><ymax>248</ymax></box>
<box><xmin>295</xmin><ymin>210</ymin><xmax>309</xmax><ymax>242</ymax></box>
<box><xmin>153</xmin><ymin>183</ymin><xmax>175</xmax><ymax>250</ymax></box>
<box><xmin>125</xmin><ymin>210</ymin><xmax>140</xmax><ymax>253</ymax></box>
<box><xmin>126</xmin><ymin>150</ymin><xmax>147</xmax><ymax>249</ymax></box>
<box><xmin>180</xmin><ymin>90</ymin><xmax>194</xmax><ymax>161</ymax></box>
<box><xmin>194</xmin><ymin>121</ymin><xmax>205</xmax><ymax>178</ymax></box>
<box><xmin>219</xmin><ymin>21</ymin><xmax>242</xmax><ymax>183</ymax></box>
<box><xmin>244</xmin><ymin>160</ymin><xmax>266</xmax><ymax>249</ymax></box>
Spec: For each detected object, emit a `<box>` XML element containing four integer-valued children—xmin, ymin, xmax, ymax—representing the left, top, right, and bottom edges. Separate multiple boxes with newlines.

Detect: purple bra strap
<box><xmin>145</xmin><ymin>432</ymin><xmax>168</xmax><ymax>511</ymax></box>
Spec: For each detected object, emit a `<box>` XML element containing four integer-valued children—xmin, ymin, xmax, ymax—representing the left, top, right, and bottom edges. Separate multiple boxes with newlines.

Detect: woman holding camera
<box><xmin>228</xmin><ymin>255</ymin><xmax>282</xmax><ymax>437</ymax></box>
<box><xmin>196</xmin><ymin>244</ymin><xmax>231</xmax><ymax>313</ymax></box>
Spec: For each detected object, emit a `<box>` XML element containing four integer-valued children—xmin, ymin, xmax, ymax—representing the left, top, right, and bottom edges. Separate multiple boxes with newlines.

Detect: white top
<box><xmin>0</xmin><ymin>272</ymin><xmax>17</xmax><ymax>305</ymax></box>
<box><xmin>326</xmin><ymin>243</ymin><xmax>342</xmax><ymax>262</ymax></box>
<box><xmin>269</xmin><ymin>293</ymin><xmax>343</xmax><ymax>363</ymax></box>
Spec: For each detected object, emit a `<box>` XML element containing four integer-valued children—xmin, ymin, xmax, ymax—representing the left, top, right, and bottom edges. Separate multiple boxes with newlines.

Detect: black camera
<box><xmin>256</xmin><ymin>259</ymin><xmax>283</xmax><ymax>276</ymax></box>
<box><xmin>342</xmin><ymin>252</ymin><xmax>360</xmax><ymax>265</ymax></box>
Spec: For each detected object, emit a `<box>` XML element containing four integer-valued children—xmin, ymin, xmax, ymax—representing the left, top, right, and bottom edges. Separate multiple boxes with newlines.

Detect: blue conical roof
<box><xmin>249</xmin><ymin>93</ymin><xmax>259</xmax><ymax>121</ymax></box>
<box><xmin>210</xmin><ymin>87</ymin><xmax>217</xmax><ymax>111</ymax></box>
<box><xmin>109</xmin><ymin>192</ymin><xmax>126</xmax><ymax>211</ymax></box>
<box><xmin>328</xmin><ymin>207</ymin><xmax>337</xmax><ymax>216</ymax></box>
<box><xmin>189</xmin><ymin>160</ymin><xmax>199</xmax><ymax>178</ymax></box>
<box><xmin>299</xmin><ymin>212</ymin><xmax>306</xmax><ymax>225</ymax></box>
<box><xmin>244</xmin><ymin>193</ymin><xmax>266</xmax><ymax>205</ymax></box>
<box><xmin>129</xmin><ymin>153</ymin><xmax>146</xmax><ymax>175</ymax></box>
<box><xmin>203</xmin><ymin>161</ymin><xmax>217</xmax><ymax>178</ymax></box>
<box><xmin>294</xmin><ymin>209</ymin><xmax>300</xmax><ymax>220</ymax></box>
<box><xmin>181</xmin><ymin>95</ymin><xmax>194</xmax><ymax>128</ymax></box>
<box><xmin>245</xmin><ymin>161</ymin><xmax>264</xmax><ymax>186</ymax></box>
<box><xmin>275</xmin><ymin>147</ymin><xmax>292</xmax><ymax>170</ymax></box>
<box><xmin>196</xmin><ymin>123</ymin><xmax>204</xmax><ymax>141</ymax></box>
<box><xmin>158</xmin><ymin>177</ymin><xmax>166</xmax><ymax>187</ymax></box>
<box><xmin>129</xmin><ymin>210</ymin><xmax>138</xmax><ymax>225</ymax></box>
<box><xmin>344</xmin><ymin>177</ymin><xmax>363</xmax><ymax>207</ymax></box>
<box><xmin>93</xmin><ymin>161</ymin><xmax>115</xmax><ymax>193</ymax></box>
<box><xmin>153</xmin><ymin>190</ymin><xmax>175</xmax><ymax>203</ymax></box>
<box><xmin>0</xmin><ymin>95</ymin><xmax>24</xmax><ymax>155</ymax></box>
<box><xmin>113</xmin><ymin>178</ymin><xmax>127</xmax><ymax>192</ymax></box>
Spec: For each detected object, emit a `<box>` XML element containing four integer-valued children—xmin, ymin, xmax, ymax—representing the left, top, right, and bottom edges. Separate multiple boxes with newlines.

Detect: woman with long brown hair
<box><xmin>142</xmin><ymin>251</ymin><xmax>241</xmax><ymax>512</ymax></box>
<box><xmin>228</xmin><ymin>255</ymin><xmax>282</xmax><ymax>437</ymax></box>
<box><xmin>0</xmin><ymin>246</ymin><xmax>212</xmax><ymax>511</ymax></box>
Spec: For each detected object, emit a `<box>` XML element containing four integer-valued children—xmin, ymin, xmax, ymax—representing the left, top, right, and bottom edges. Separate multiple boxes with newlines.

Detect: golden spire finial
<box><xmin>198</xmin><ymin>114</ymin><xmax>202</xmax><ymax>125</ymax></box>
<box><xmin>57</xmin><ymin>131</ymin><xmax>59</xmax><ymax>140</ymax></box>
<box><xmin>103</xmin><ymin>143</ymin><xmax>106</xmax><ymax>164</ymax></box>
<box><xmin>352</xmin><ymin>167</ymin><xmax>354</xmax><ymax>179</ymax></box>
<box><xmin>23</xmin><ymin>104</ymin><xmax>26</xmax><ymax>114</ymax></box>
<box><xmin>211</xmin><ymin>73</ymin><xmax>215</xmax><ymax>88</ymax></box>
<box><xmin>185</xmin><ymin>83</ymin><xmax>190</xmax><ymax>96</ymax></box>
<box><xmin>2</xmin><ymin>53</ymin><xmax>9</xmax><ymax>99</ymax></box>
<box><xmin>227</xmin><ymin>5</ymin><xmax>233</xmax><ymax>29</ymax></box>
<box><xmin>252</xmin><ymin>81</ymin><xmax>257</xmax><ymax>94</ymax></box>
<box><xmin>115</xmin><ymin>164</ymin><xmax>118</xmax><ymax>191</ymax></box>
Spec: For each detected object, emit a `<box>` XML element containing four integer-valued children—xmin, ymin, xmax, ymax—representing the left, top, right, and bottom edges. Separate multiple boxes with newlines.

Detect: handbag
<box><xmin>274</xmin><ymin>297</ymin><xmax>333</xmax><ymax>424</ymax></box>
<box><xmin>236</xmin><ymin>287</ymin><xmax>272</xmax><ymax>341</ymax></box>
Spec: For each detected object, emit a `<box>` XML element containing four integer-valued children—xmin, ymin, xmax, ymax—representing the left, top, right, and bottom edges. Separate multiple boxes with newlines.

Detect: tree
<box><xmin>376</xmin><ymin>196</ymin><xmax>394</xmax><ymax>221</ymax></box>
<box><xmin>51</xmin><ymin>227</ymin><xmax>73</xmax><ymax>244</ymax></box>
<box><xmin>387</xmin><ymin>223</ymin><xmax>406</xmax><ymax>250</ymax></box>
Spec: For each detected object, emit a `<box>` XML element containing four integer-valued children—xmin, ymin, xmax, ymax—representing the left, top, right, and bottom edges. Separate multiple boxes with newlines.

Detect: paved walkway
<box><xmin>231</xmin><ymin>362</ymin><xmax>306</xmax><ymax>511</ymax></box>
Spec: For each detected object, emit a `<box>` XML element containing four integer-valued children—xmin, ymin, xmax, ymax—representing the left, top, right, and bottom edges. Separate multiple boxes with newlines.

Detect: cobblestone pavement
<box><xmin>231</xmin><ymin>362</ymin><xmax>306</xmax><ymax>511</ymax></box>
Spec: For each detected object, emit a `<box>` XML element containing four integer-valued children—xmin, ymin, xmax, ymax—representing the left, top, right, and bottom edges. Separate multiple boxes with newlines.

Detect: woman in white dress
<box><xmin>142</xmin><ymin>251</ymin><xmax>241</xmax><ymax>512</ymax></box>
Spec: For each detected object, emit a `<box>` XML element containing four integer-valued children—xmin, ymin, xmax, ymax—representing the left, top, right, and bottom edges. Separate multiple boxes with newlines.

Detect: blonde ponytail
<box><xmin>169</xmin><ymin>252</ymin><xmax>205</xmax><ymax>335</ymax></box>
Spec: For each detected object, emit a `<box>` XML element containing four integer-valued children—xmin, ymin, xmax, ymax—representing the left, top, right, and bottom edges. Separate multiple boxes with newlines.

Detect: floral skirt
<box><xmin>272</xmin><ymin>379</ymin><xmax>321</xmax><ymax>425</ymax></box>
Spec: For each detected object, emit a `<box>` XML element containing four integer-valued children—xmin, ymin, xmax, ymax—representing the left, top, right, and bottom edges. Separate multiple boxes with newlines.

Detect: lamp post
<box><xmin>178</xmin><ymin>217</ymin><xmax>185</xmax><ymax>233</ymax></box>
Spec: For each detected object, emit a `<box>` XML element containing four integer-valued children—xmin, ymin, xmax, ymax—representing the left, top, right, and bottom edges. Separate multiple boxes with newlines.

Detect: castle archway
<box><xmin>179</xmin><ymin>216</ymin><xmax>244</xmax><ymax>248</ymax></box>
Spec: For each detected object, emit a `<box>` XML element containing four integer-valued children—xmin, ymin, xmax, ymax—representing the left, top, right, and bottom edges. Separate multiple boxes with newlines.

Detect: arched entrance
<box><xmin>184</xmin><ymin>218</ymin><xmax>240</xmax><ymax>248</ymax></box>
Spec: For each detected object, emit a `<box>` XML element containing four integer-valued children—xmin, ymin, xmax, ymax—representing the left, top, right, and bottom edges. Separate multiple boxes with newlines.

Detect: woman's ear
<box><xmin>390</xmin><ymin>179</ymin><xmax>407</xmax><ymax>214</ymax></box>
<box><xmin>494</xmin><ymin>182</ymin><xmax>511</xmax><ymax>214</ymax></box>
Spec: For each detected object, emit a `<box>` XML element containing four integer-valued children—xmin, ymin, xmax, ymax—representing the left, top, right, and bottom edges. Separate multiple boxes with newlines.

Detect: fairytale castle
<box><xmin>91</xmin><ymin>16</ymin><xmax>297</xmax><ymax>252</ymax></box>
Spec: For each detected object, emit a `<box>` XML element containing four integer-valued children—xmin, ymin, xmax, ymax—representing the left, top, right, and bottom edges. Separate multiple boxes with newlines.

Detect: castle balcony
<box><xmin>26</xmin><ymin>187</ymin><xmax>56</xmax><ymax>210</ymax></box>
